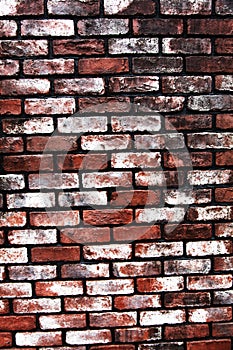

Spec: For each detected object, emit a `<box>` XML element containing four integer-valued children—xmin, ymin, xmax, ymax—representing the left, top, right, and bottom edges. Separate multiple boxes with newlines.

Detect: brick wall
<box><xmin>0</xmin><ymin>0</ymin><xmax>233</xmax><ymax>349</ymax></box>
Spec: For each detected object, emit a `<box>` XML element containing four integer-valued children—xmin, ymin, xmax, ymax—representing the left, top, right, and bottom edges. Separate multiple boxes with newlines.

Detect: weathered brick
<box><xmin>164</xmin><ymin>259</ymin><xmax>211</xmax><ymax>275</ymax></box>
<box><xmin>79</xmin><ymin>97</ymin><xmax>131</xmax><ymax>113</ymax></box>
<box><xmin>83</xmin><ymin>244</ymin><xmax>132</xmax><ymax>260</ymax></box>
<box><xmin>135</xmin><ymin>242</ymin><xmax>183</xmax><ymax>258</ymax></box>
<box><xmin>214</xmin><ymin>256</ymin><xmax>233</xmax><ymax>271</ymax></box>
<box><xmin>135</xmin><ymin>96</ymin><xmax>185</xmax><ymax>113</ymax></box>
<box><xmin>8</xmin><ymin>265</ymin><xmax>57</xmax><ymax>280</ymax></box>
<box><xmin>162</xmin><ymin>76</ymin><xmax>211</xmax><ymax>93</ymax></box>
<box><xmin>0</xmin><ymin>316</ymin><xmax>36</xmax><ymax>330</ymax></box>
<box><xmin>13</xmin><ymin>298</ymin><xmax>61</xmax><ymax>313</ymax></box>
<box><xmin>215</xmin><ymin>38</ymin><xmax>233</xmax><ymax>54</ymax></box>
<box><xmin>213</xmin><ymin>290</ymin><xmax>233</xmax><ymax>305</ymax></box>
<box><xmin>53</xmin><ymin>39</ymin><xmax>105</xmax><ymax>56</ymax></box>
<box><xmin>0</xmin><ymin>40</ymin><xmax>48</xmax><ymax>57</ymax></box>
<box><xmin>0</xmin><ymin>212</ymin><xmax>27</xmax><ymax>228</ymax></box>
<box><xmin>109</xmin><ymin>38</ymin><xmax>158</xmax><ymax>54</ymax></box>
<box><xmin>0</xmin><ymin>174</ymin><xmax>25</xmax><ymax>190</ymax></box>
<box><xmin>133</xmin><ymin>57</ymin><xmax>183</xmax><ymax>73</ymax></box>
<box><xmin>0</xmin><ymin>137</ymin><xmax>23</xmax><ymax>153</ymax></box>
<box><xmin>82</xmin><ymin>135</ymin><xmax>132</xmax><ymax>150</ymax></box>
<box><xmin>188</xmin><ymin>206</ymin><xmax>232</xmax><ymax>221</ymax></box>
<box><xmin>0</xmin><ymin>300</ymin><xmax>9</xmax><ymax>314</ymax></box>
<box><xmin>216</xmin><ymin>0</ymin><xmax>233</xmax><ymax>14</ymax></box>
<box><xmin>48</xmin><ymin>0</ymin><xmax>100</xmax><ymax>15</ymax></box>
<box><xmin>31</xmin><ymin>246</ymin><xmax>80</xmax><ymax>262</ymax></box>
<box><xmin>25</xmin><ymin>98</ymin><xmax>75</xmax><ymax>115</ymax></box>
<box><xmin>163</xmin><ymin>38</ymin><xmax>211</xmax><ymax>54</ymax></box>
<box><xmin>134</xmin><ymin>19</ymin><xmax>183</xmax><ymax>35</ymax></box>
<box><xmin>36</xmin><ymin>281</ymin><xmax>83</xmax><ymax>296</ymax></box>
<box><xmin>104</xmin><ymin>0</ymin><xmax>155</xmax><ymax>15</ymax></box>
<box><xmin>135</xmin><ymin>134</ymin><xmax>185</xmax><ymax>150</ymax></box>
<box><xmin>78</xmin><ymin>19</ymin><xmax>128</xmax><ymax>36</ymax></box>
<box><xmin>187</xmin><ymin>339</ymin><xmax>231</xmax><ymax>350</ymax></box>
<box><xmin>215</xmin><ymin>222</ymin><xmax>233</xmax><ymax>237</ymax></box>
<box><xmin>90</xmin><ymin>312</ymin><xmax>137</xmax><ymax>328</ymax></box>
<box><xmin>113</xmin><ymin>261</ymin><xmax>161</xmax><ymax>277</ymax></box>
<box><xmin>137</xmin><ymin>277</ymin><xmax>184</xmax><ymax>293</ymax></box>
<box><xmin>136</xmin><ymin>208</ymin><xmax>185</xmax><ymax>223</ymax></box>
<box><xmin>29</xmin><ymin>173</ymin><xmax>79</xmax><ymax>189</ymax></box>
<box><xmin>21</xmin><ymin>20</ymin><xmax>74</xmax><ymax>36</ymax></box>
<box><xmin>109</xmin><ymin>76</ymin><xmax>159</xmax><ymax>93</ymax></box>
<box><xmin>164</xmin><ymin>153</ymin><xmax>213</xmax><ymax>169</ymax></box>
<box><xmin>186</xmin><ymin>240</ymin><xmax>232</xmax><ymax>256</ymax></box>
<box><xmin>186</xmin><ymin>57</ymin><xmax>233</xmax><ymax>73</ymax></box>
<box><xmin>58</xmin><ymin>116</ymin><xmax>107</xmax><ymax>133</ymax></box>
<box><xmin>111</xmin><ymin>190</ymin><xmax>160</xmax><ymax>207</ymax></box>
<box><xmin>3</xmin><ymin>117</ymin><xmax>54</xmax><ymax>134</ymax></box>
<box><xmin>0</xmin><ymin>59</ymin><xmax>19</xmax><ymax>75</ymax></box>
<box><xmin>39</xmin><ymin>314</ymin><xmax>86</xmax><ymax>329</ymax></box>
<box><xmin>0</xmin><ymin>282</ymin><xmax>31</xmax><ymax>297</ymax></box>
<box><xmin>140</xmin><ymin>310</ymin><xmax>186</xmax><ymax>326</ymax></box>
<box><xmin>64</xmin><ymin>296</ymin><xmax>112</xmax><ymax>312</ymax></box>
<box><xmin>112</xmin><ymin>115</ymin><xmax>161</xmax><ymax>132</ymax></box>
<box><xmin>216</xmin><ymin>75</ymin><xmax>233</xmax><ymax>91</ymax></box>
<box><xmin>79</xmin><ymin>58</ymin><xmax>129</xmax><ymax>75</ymax></box>
<box><xmin>23</xmin><ymin>58</ymin><xmax>74</xmax><ymax>75</ymax></box>
<box><xmin>54</xmin><ymin>78</ymin><xmax>105</xmax><ymax>95</ymax></box>
<box><xmin>115</xmin><ymin>327</ymin><xmax>161</xmax><ymax>342</ymax></box>
<box><xmin>187</xmin><ymin>274</ymin><xmax>232</xmax><ymax>290</ymax></box>
<box><xmin>114</xmin><ymin>295</ymin><xmax>161</xmax><ymax>310</ymax></box>
<box><xmin>135</xmin><ymin>171</ymin><xmax>182</xmax><ymax>187</ymax></box>
<box><xmin>15</xmin><ymin>332</ymin><xmax>62</xmax><ymax>346</ymax></box>
<box><xmin>165</xmin><ymin>115</ymin><xmax>212</xmax><ymax>131</ymax></box>
<box><xmin>59</xmin><ymin>191</ymin><xmax>107</xmax><ymax>207</ymax></box>
<box><xmin>188</xmin><ymin>132</ymin><xmax>233</xmax><ymax>149</ymax></box>
<box><xmin>0</xmin><ymin>78</ymin><xmax>50</xmax><ymax>96</ymax></box>
<box><xmin>188</xmin><ymin>94</ymin><xmax>233</xmax><ymax>111</ymax></box>
<box><xmin>188</xmin><ymin>170</ymin><xmax>232</xmax><ymax>185</ymax></box>
<box><xmin>0</xmin><ymin>99</ymin><xmax>21</xmax><ymax>114</ymax></box>
<box><xmin>58</xmin><ymin>153</ymin><xmax>107</xmax><ymax>171</ymax></box>
<box><xmin>82</xmin><ymin>172</ymin><xmax>132</xmax><ymax>188</ymax></box>
<box><xmin>138</xmin><ymin>343</ymin><xmax>184</xmax><ymax>350</ymax></box>
<box><xmin>87</xmin><ymin>279</ymin><xmax>134</xmax><ymax>295</ymax></box>
<box><xmin>164</xmin><ymin>292</ymin><xmax>211</xmax><ymax>308</ymax></box>
<box><xmin>188</xmin><ymin>307</ymin><xmax>232</xmax><ymax>323</ymax></box>
<box><xmin>0</xmin><ymin>20</ymin><xmax>17</xmax><ymax>37</ymax></box>
<box><xmin>61</xmin><ymin>263</ymin><xmax>109</xmax><ymax>279</ymax></box>
<box><xmin>112</xmin><ymin>152</ymin><xmax>161</xmax><ymax>169</ymax></box>
<box><xmin>0</xmin><ymin>0</ymin><xmax>44</xmax><ymax>16</ymax></box>
<box><xmin>160</xmin><ymin>0</ymin><xmax>211</xmax><ymax>14</ymax></box>
<box><xmin>66</xmin><ymin>329</ymin><xmax>111</xmax><ymax>345</ymax></box>
<box><xmin>7</xmin><ymin>193</ymin><xmax>55</xmax><ymax>208</ymax></box>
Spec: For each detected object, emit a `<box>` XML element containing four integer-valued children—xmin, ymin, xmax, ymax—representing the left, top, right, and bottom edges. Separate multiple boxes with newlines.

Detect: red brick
<box><xmin>133</xmin><ymin>19</ymin><xmax>183</xmax><ymax>35</ymax></box>
<box><xmin>53</xmin><ymin>39</ymin><xmax>105</xmax><ymax>56</ymax></box>
<box><xmin>111</xmin><ymin>190</ymin><xmax>160</xmax><ymax>207</ymax></box>
<box><xmin>0</xmin><ymin>78</ymin><xmax>50</xmax><ymax>95</ymax></box>
<box><xmin>60</xmin><ymin>227</ymin><xmax>110</xmax><ymax>244</ymax></box>
<box><xmin>109</xmin><ymin>76</ymin><xmax>159</xmax><ymax>92</ymax></box>
<box><xmin>0</xmin><ymin>0</ymin><xmax>43</xmax><ymax>15</ymax></box>
<box><xmin>89</xmin><ymin>312</ymin><xmax>137</xmax><ymax>328</ymax></box>
<box><xmin>188</xmin><ymin>19</ymin><xmax>233</xmax><ymax>35</ymax></box>
<box><xmin>79</xmin><ymin>97</ymin><xmax>131</xmax><ymax>113</ymax></box>
<box><xmin>187</xmin><ymin>274</ymin><xmax>232</xmax><ymax>290</ymax></box>
<box><xmin>165</xmin><ymin>324</ymin><xmax>209</xmax><ymax>340</ymax></box>
<box><xmin>186</xmin><ymin>57</ymin><xmax>233</xmax><ymax>73</ymax></box>
<box><xmin>215</xmin><ymin>38</ymin><xmax>233</xmax><ymax>54</ymax></box>
<box><xmin>0</xmin><ymin>283</ymin><xmax>31</xmax><ymax>298</ymax></box>
<box><xmin>0</xmin><ymin>40</ymin><xmax>48</xmax><ymax>57</ymax></box>
<box><xmin>23</xmin><ymin>58</ymin><xmax>74</xmax><ymax>75</ymax></box>
<box><xmin>15</xmin><ymin>332</ymin><xmax>62</xmax><ymax>347</ymax></box>
<box><xmin>214</xmin><ymin>257</ymin><xmax>233</xmax><ymax>271</ymax></box>
<box><xmin>113</xmin><ymin>261</ymin><xmax>161</xmax><ymax>277</ymax></box>
<box><xmin>0</xmin><ymin>99</ymin><xmax>21</xmax><ymax>115</ymax></box>
<box><xmin>215</xmin><ymin>187</ymin><xmax>233</xmax><ymax>202</ymax></box>
<box><xmin>0</xmin><ymin>213</ymin><xmax>27</xmax><ymax>228</ymax></box>
<box><xmin>79</xmin><ymin>58</ymin><xmax>129</xmax><ymax>75</ymax></box>
<box><xmin>215</xmin><ymin>223</ymin><xmax>233</xmax><ymax>237</ymax></box>
<box><xmin>216</xmin><ymin>114</ymin><xmax>233</xmax><ymax>129</ymax></box>
<box><xmin>113</xmin><ymin>225</ymin><xmax>161</xmax><ymax>242</ymax></box>
<box><xmin>83</xmin><ymin>209</ymin><xmax>133</xmax><ymax>225</ymax></box>
<box><xmin>114</xmin><ymin>295</ymin><xmax>161</xmax><ymax>310</ymax></box>
<box><xmin>135</xmin><ymin>96</ymin><xmax>185</xmax><ymax>113</ymax></box>
<box><xmin>58</xmin><ymin>153</ymin><xmax>108</xmax><ymax>171</ymax></box>
<box><xmin>164</xmin><ymin>224</ymin><xmax>212</xmax><ymax>240</ymax></box>
<box><xmin>137</xmin><ymin>277</ymin><xmax>184</xmax><ymax>293</ymax></box>
<box><xmin>91</xmin><ymin>347</ymin><xmax>135</xmax><ymax>350</ymax></box>
<box><xmin>30</xmin><ymin>211</ymin><xmax>80</xmax><ymax>227</ymax></box>
<box><xmin>115</xmin><ymin>327</ymin><xmax>161</xmax><ymax>342</ymax></box>
<box><xmin>0</xmin><ymin>137</ymin><xmax>23</xmax><ymax>153</ymax></box>
<box><xmin>215</xmin><ymin>75</ymin><xmax>233</xmax><ymax>91</ymax></box>
<box><xmin>0</xmin><ymin>333</ymin><xmax>12</xmax><ymax>348</ymax></box>
<box><xmin>0</xmin><ymin>300</ymin><xmax>10</xmax><ymax>314</ymax></box>
<box><xmin>162</xmin><ymin>76</ymin><xmax>212</xmax><ymax>93</ymax></box>
<box><xmin>0</xmin><ymin>316</ymin><xmax>36</xmax><ymax>330</ymax></box>
<box><xmin>0</xmin><ymin>20</ymin><xmax>17</xmax><ymax>37</ymax></box>
<box><xmin>0</xmin><ymin>59</ymin><xmax>19</xmax><ymax>76</ymax></box>
<box><xmin>3</xmin><ymin>155</ymin><xmax>53</xmax><ymax>172</ymax></box>
<box><xmin>26</xmin><ymin>136</ymin><xmax>77</xmax><ymax>152</ymax></box>
<box><xmin>164</xmin><ymin>152</ymin><xmax>213</xmax><ymax>168</ymax></box>
<box><xmin>212</xmin><ymin>322</ymin><xmax>233</xmax><ymax>337</ymax></box>
<box><xmin>31</xmin><ymin>247</ymin><xmax>80</xmax><ymax>262</ymax></box>
<box><xmin>165</xmin><ymin>115</ymin><xmax>212</xmax><ymax>131</ymax></box>
<box><xmin>216</xmin><ymin>151</ymin><xmax>233</xmax><ymax>166</ymax></box>
<box><xmin>39</xmin><ymin>314</ymin><xmax>86</xmax><ymax>329</ymax></box>
<box><xmin>164</xmin><ymin>292</ymin><xmax>211</xmax><ymax>307</ymax></box>
<box><xmin>104</xmin><ymin>0</ymin><xmax>155</xmax><ymax>15</ymax></box>
<box><xmin>187</xmin><ymin>339</ymin><xmax>231</xmax><ymax>350</ymax></box>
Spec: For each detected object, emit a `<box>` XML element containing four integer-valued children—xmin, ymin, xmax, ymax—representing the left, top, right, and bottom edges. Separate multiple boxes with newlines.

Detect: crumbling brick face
<box><xmin>0</xmin><ymin>0</ymin><xmax>233</xmax><ymax>349</ymax></box>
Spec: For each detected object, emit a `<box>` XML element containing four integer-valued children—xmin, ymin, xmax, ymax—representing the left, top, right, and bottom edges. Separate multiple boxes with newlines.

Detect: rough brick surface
<box><xmin>0</xmin><ymin>0</ymin><xmax>232</xmax><ymax>349</ymax></box>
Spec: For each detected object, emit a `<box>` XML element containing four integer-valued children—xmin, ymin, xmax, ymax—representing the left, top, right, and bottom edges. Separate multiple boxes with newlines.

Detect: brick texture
<box><xmin>0</xmin><ymin>0</ymin><xmax>232</xmax><ymax>349</ymax></box>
